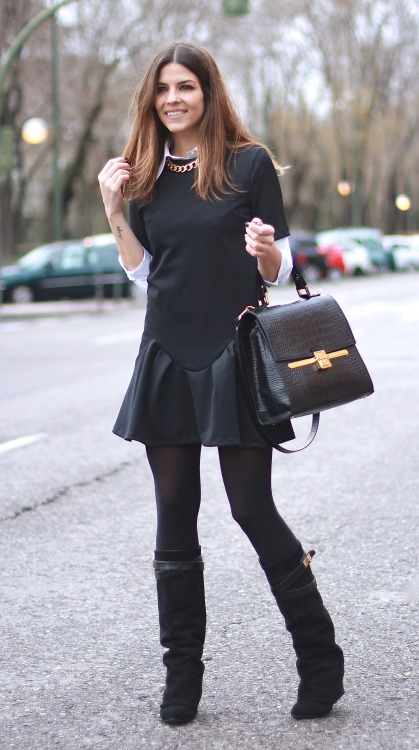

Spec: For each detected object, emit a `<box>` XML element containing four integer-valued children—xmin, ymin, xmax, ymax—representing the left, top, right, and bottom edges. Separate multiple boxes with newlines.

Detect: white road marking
<box><xmin>0</xmin><ymin>322</ymin><xmax>26</xmax><ymax>333</ymax></box>
<box><xmin>344</xmin><ymin>301</ymin><xmax>389</xmax><ymax>317</ymax></box>
<box><xmin>0</xmin><ymin>433</ymin><xmax>47</xmax><ymax>455</ymax></box>
<box><xmin>344</xmin><ymin>298</ymin><xmax>419</xmax><ymax>325</ymax></box>
<box><xmin>36</xmin><ymin>318</ymin><xmax>61</xmax><ymax>328</ymax></box>
<box><xmin>93</xmin><ymin>331</ymin><xmax>140</xmax><ymax>346</ymax></box>
<box><xmin>399</xmin><ymin>302</ymin><xmax>419</xmax><ymax>324</ymax></box>
<box><xmin>400</xmin><ymin>312</ymin><xmax>419</xmax><ymax>324</ymax></box>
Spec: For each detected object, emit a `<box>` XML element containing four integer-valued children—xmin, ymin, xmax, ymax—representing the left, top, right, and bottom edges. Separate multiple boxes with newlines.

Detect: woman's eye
<box><xmin>156</xmin><ymin>83</ymin><xmax>194</xmax><ymax>94</ymax></box>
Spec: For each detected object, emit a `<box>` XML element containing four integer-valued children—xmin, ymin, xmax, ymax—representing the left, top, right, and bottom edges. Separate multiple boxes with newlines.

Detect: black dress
<box><xmin>113</xmin><ymin>146</ymin><xmax>295</xmax><ymax>447</ymax></box>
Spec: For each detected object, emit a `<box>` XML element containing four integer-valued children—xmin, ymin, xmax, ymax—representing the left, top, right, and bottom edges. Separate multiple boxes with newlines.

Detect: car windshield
<box><xmin>17</xmin><ymin>245</ymin><xmax>57</xmax><ymax>270</ymax></box>
<box><xmin>358</xmin><ymin>238</ymin><xmax>382</xmax><ymax>251</ymax></box>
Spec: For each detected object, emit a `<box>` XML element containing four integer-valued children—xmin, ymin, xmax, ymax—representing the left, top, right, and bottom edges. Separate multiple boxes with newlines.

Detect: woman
<box><xmin>98</xmin><ymin>40</ymin><xmax>344</xmax><ymax>726</ymax></box>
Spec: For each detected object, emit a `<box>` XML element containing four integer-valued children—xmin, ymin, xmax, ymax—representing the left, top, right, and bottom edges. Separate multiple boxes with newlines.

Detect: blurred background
<box><xmin>1</xmin><ymin>9</ymin><xmax>418</xmax><ymax>744</ymax></box>
<box><xmin>1</xmin><ymin>0</ymin><xmax>418</xmax><ymax>284</ymax></box>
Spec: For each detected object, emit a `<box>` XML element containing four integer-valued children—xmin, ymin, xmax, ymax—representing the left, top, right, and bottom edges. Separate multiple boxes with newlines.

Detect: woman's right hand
<box><xmin>98</xmin><ymin>157</ymin><xmax>131</xmax><ymax>219</ymax></box>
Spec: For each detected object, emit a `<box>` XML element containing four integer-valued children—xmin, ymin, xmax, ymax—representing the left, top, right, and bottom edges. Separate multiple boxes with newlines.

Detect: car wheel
<box><xmin>328</xmin><ymin>268</ymin><xmax>344</xmax><ymax>280</ymax></box>
<box><xmin>11</xmin><ymin>285</ymin><xmax>35</xmax><ymax>304</ymax></box>
<box><xmin>303</xmin><ymin>264</ymin><xmax>322</xmax><ymax>282</ymax></box>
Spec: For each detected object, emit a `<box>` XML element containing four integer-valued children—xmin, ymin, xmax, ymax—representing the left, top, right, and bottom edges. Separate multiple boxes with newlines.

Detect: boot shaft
<box><xmin>153</xmin><ymin>554</ymin><xmax>207</xmax><ymax>724</ymax></box>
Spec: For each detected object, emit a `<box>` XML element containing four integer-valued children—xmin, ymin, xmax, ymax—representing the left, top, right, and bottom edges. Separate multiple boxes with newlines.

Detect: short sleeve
<box><xmin>129</xmin><ymin>201</ymin><xmax>152</xmax><ymax>254</ymax></box>
<box><xmin>250</xmin><ymin>149</ymin><xmax>289</xmax><ymax>240</ymax></box>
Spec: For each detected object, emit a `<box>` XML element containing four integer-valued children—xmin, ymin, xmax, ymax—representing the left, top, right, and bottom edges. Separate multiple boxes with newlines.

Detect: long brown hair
<box><xmin>123</xmin><ymin>41</ymin><xmax>281</xmax><ymax>202</ymax></box>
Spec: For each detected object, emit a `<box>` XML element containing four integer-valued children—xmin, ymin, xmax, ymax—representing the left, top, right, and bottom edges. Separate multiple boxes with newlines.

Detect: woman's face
<box><xmin>154</xmin><ymin>62</ymin><xmax>205</xmax><ymax>150</ymax></box>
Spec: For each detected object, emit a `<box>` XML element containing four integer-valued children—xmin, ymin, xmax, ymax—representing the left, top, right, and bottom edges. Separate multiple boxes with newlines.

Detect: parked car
<box><xmin>289</xmin><ymin>232</ymin><xmax>330</xmax><ymax>281</ymax></box>
<box><xmin>316</xmin><ymin>241</ymin><xmax>346</xmax><ymax>278</ymax></box>
<box><xmin>382</xmin><ymin>235</ymin><xmax>419</xmax><ymax>271</ymax></box>
<box><xmin>1</xmin><ymin>234</ymin><xmax>132</xmax><ymax>303</ymax></box>
<box><xmin>316</xmin><ymin>237</ymin><xmax>374</xmax><ymax>277</ymax></box>
<box><xmin>316</xmin><ymin>227</ymin><xmax>390</xmax><ymax>271</ymax></box>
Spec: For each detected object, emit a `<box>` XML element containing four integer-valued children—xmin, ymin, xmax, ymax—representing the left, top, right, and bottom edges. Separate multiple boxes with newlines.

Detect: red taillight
<box><xmin>320</xmin><ymin>243</ymin><xmax>345</xmax><ymax>271</ymax></box>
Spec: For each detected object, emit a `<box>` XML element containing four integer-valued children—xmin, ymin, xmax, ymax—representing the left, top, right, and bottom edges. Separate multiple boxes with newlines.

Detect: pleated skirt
<box><xmin>113</xmin><ymin>338</ymin><xmax>295</xmax><ymax>448</ymax></box>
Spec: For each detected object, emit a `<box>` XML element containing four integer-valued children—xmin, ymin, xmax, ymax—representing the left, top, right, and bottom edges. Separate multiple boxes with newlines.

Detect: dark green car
<box><xmin>1</xmin><ymin>234</ymin><xmax>132</xmax><ymax>303</ymax></box>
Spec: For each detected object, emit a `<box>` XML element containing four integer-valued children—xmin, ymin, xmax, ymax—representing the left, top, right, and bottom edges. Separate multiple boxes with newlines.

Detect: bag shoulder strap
<box><xmin>256</xmin><ymin>263</ymin><xmax>320</xmax><ymax>453</ymax></box>
<box><xmin>271</xmin><ymin>413</ymin><xmax>320</xmax><ymax>454</ymax></box>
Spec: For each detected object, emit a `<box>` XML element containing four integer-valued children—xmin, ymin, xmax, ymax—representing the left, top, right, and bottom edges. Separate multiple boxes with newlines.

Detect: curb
<box><xmin>0</xmin><ymin>298</ymin><xmax>145</xmax><ymax>322</ymax></box>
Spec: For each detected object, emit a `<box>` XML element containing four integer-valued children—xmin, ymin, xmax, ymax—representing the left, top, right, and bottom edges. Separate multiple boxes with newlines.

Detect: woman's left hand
<box><xmin>245</xmin><ymin>217</ymin><xmax>281</xmax><ymax>283</ymax></box>
<box><xmin>245</xmin><ymin>217</ymin><xmax>275</xmax><ymax>259</ymax></box>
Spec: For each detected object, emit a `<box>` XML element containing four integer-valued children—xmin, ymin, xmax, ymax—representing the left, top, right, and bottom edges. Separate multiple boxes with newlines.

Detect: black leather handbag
<box><xmin>235</xmin><ymin>269</ymin><xmax>374</xmax><ymax>453</ymax></box>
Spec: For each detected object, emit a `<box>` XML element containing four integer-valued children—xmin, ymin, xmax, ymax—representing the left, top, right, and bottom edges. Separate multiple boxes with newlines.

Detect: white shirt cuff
<box><xmin>118</xmin><ymin>249</ymin><xmax>152</xmax><ymax>295</ymax></box>
<box><xmin>263</xmin><ymin>237</ymin><xmax>292</xmax><ymax>286</ymax></box>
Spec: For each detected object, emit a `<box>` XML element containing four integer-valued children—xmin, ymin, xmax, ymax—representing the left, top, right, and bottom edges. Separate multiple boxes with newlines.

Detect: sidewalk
<box><xmin>0</xmin><ymin>297</ymin><xmax>145</xmax><ymax>321</ymax></box>
<box><xmin>0</xmin><ymin>275</ymin><xmax>355</xmax><ymax>322</ymax></box>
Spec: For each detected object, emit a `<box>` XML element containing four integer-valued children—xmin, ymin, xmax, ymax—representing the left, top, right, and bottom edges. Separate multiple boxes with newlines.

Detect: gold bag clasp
<box><xmin>288</xmin><ymin>348</ymin><xmax>349</xmax><ymax>370</ymax></box>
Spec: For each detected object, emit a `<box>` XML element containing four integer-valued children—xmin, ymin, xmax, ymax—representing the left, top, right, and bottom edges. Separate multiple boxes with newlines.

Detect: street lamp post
<box><xmin>337</xmin><ymin>180</ymin><xmax>354</xmax><ymax>226</ymax></box>
<box><xmin>51</xmin><ymin>13</ymin><xmax>63</xmax><ymax>241</ymax></box>
<box><xmin>0</xmin><ymin>129</ymin><xmax>14</xmax><ymax>302</ymax></box>
<box><xmin>0</xmin><ymin>128</ymin><xmax>14</xmax><ymax>188</ymax></box>
<box><xmin>395</xmin><ymin>194</ymin><xmax>412</xmax><ymax>231</ymax></box>
<box><xmin>337</xmin><ymin>178</ymin><xmax>362</xmax><ymax>227</ymax></box>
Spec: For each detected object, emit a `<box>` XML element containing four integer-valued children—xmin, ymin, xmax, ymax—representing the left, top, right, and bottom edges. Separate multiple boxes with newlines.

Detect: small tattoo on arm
<box><xmin>116</xmin><ymin>226</ymin><xmax>123</xmax><ymax>239</ymax></box>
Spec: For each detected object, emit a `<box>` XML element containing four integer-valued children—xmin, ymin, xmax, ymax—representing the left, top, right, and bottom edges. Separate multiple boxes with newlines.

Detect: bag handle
<box><xmin>291</xmin><ymin>267</ymin><xmax>315</xmax><ymax>299</ymax></box>
<box><xmin>258</xmin><ymin>263</ymin><xmax>315</xmax><ymax>305</ymax></box>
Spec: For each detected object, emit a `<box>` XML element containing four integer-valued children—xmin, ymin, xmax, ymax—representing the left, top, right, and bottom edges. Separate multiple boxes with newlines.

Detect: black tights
<box><xmin>146</xmin><ymin>444</ymin><xmax>301</xmax><ymax>566</ymax></box>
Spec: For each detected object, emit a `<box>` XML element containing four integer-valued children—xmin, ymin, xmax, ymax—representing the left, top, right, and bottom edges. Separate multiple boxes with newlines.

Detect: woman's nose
<box><xmin>166</xmin><ymin>88</ymin><xmax>180</xmax><ymax>103</ymax></box>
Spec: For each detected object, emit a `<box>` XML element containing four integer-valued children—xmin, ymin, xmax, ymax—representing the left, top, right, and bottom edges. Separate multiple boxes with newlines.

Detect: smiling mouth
<box><xmin>165</xmin><ymin>110</ymin><xmax>186</xmax><ymax>118</ymax></box>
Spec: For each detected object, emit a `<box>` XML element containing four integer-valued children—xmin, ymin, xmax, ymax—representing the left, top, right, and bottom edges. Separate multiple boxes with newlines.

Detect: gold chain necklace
<box><xmin>165</xmin><ymin>156</ymin><xmax>198</xmax><ymax>173</ymax></box>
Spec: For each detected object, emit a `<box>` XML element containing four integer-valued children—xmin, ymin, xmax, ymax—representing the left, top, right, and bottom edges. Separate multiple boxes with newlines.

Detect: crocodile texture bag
<box><xmin>235</xmin><ymin>270</ymin><xmax>374</xmax><ymax>453</ymax></box>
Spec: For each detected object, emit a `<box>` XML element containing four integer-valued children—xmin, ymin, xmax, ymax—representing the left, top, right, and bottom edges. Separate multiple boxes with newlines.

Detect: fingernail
<box><xmin>245</xmin><ymin>222</ymin><xmax>250</xmax><ymax>227</ymax></box>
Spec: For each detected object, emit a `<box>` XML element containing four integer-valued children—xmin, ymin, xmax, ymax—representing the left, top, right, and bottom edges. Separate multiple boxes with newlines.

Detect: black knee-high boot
<box><xmin>153</xmin><ymin>552</ymin><xmax>206</xmax><ymax>725</ymax></box>
<box><xmin>261</xmin><ymin>550</ymin><xmax>344</xmax><ymax>719</ymax></box>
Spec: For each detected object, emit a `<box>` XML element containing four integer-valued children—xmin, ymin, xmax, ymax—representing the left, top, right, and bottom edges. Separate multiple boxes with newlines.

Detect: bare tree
<box><xmin>21</xmin><ymin>0</ymin><xmax>212</xmax><ymax>242</ymax></box>
<box><xmin>298</xmin><ymin>0</ymin><xmax>419</xmax><ymax>229</ymax></box>
<box><xmin>0</xmin><ymin>0</ymin><xmax>44</xmax><ymax>261</ymax></box>
<box><xmin>2</xmin><ymin>0</ymin><xmax>419</xmax><ymax>259</ymax></box>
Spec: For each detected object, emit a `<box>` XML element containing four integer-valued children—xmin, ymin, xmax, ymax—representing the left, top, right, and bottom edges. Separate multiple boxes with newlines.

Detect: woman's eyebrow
<box><xmin>157</xmin><ymin>79</ymin><xmax>196</xmax><ymax>85</ymax></box>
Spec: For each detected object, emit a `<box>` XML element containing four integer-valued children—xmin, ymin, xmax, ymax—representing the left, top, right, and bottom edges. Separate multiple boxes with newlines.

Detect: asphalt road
<box><xmin>1</xmin><ymin>273</ymin><xmax>418</xmax><ymax>750</ymax></box>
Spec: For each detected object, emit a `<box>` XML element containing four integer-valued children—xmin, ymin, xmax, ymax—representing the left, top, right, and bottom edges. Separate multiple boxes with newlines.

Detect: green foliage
<box><xmin>222</xmin><ymin>0</ymin><xmax>250</xmax><ymax>16</ymax></box>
